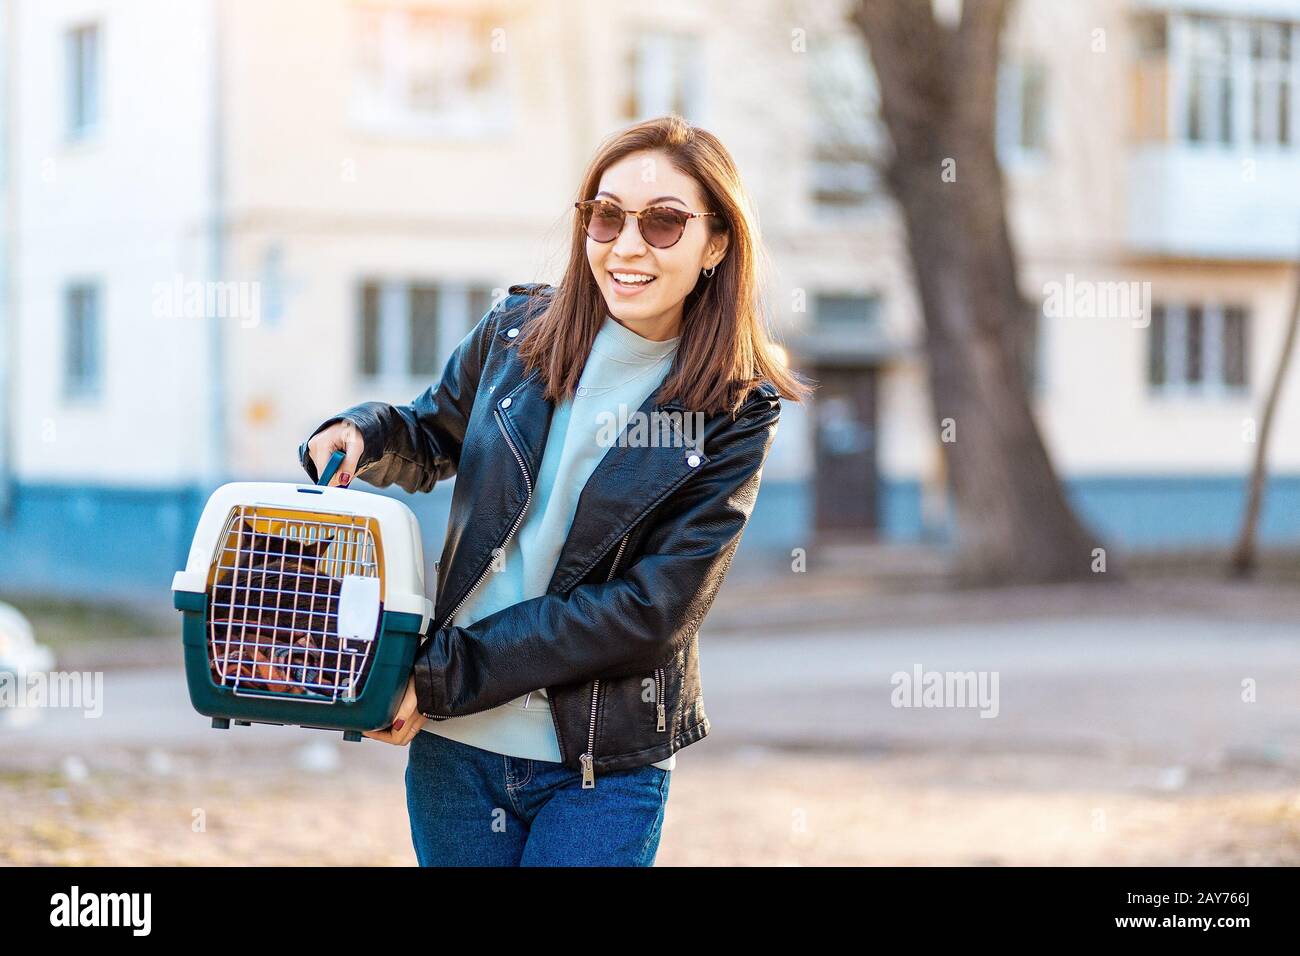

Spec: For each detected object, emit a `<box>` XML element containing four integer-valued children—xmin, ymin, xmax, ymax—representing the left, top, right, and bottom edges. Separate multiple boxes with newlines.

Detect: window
<box><xmin>808</xmin><ymin>33</ymin><xmax>880</xmax><ymax>211</ymax></box>
<box><xmin>408</xmin><ymin>284</ymin><xmax>440</xmax><ymax>378</ymax></box>
<box><xmin>622</xmin><ymin>31</ymin><xmax>702</xmax><ymax>122</ymax></box>
<box><xmin>814</xmin><ymin>294</ymin><xmax>881</xmax><ymax>330</ymax></box>
<box><xmin>1251</xmin><ymin>21</ymin><xmax>1292</xmax><ymax>146</ymax></box>
<box><xmin>1185</xmin><ymin>16</ymin><xmax>1233</xmax><ymax>144</ymax></box>
<box><xmin>997</xmin><ymin>58</ymin><xmax>1048</xmax><ymax>160</ymax></box>
<box><xmin>351</xmin><ymin>5</ymin><xmax>509</xmax><ymax>136</ymax></box>
<box><xmin>64</xmin><ymin>283</ymin><xmax>102</xmax><ymax>398</ymax></box>
<box><xmin>66</xmin><ymin>24</ymin><xmax>100</xmax><ymax>140</ymax></box>
<box><xmin>1223</xmin><ymin>305</ymin><xmax>1248</xmax><ymax>386</ymax></box>
<box><xmin>1148</xmin><ymin>302</ymin><xmax>1248</xmax><ymax>393</ymax></box>
<box><xmin>359</xmin><ymin>283</ymin><xmax>382</xmax><ymax>378</ymax></box>
<box><xmin>358</xmin><ymin>280</ymin><xmax>497</xmax><ymax>382</ymax></box>
<box><xmin>1160</xmin><ymin>13</ymin><xmax>1298</xmax><ymax>148</ymax></box>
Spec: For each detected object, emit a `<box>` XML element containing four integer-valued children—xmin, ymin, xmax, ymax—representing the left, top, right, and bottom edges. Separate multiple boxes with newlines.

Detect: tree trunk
<box><xmin>852</xmin><ymin>0</ymin><xmax>1106</xmax><ymax>585</ymax></box>
<box><xmin>1228</xmin><ymin>256</ymin><xmax>1300</xmax><ymax>576</ymax></box>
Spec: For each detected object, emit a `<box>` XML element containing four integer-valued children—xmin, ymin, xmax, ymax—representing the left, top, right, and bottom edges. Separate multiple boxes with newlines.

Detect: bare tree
<box><xmin>1229</xmin><ymin>256</ymin><xmax>1300</xmax><ymax>576</ymax></box>
<box><xmin>851</xmin><ymin>0</ymin><xmax>1106</xmax><ymax>584</ymax></box>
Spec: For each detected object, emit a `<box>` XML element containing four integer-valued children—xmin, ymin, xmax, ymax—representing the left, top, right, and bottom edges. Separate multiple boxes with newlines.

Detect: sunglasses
<box><xmin>574</xmin><ymin>199</ymin><xmax>717</xmax><ymax>250</ymax></box>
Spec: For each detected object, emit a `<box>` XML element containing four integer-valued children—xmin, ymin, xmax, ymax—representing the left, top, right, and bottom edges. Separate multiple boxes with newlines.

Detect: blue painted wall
<box><xmin>876</xmin><ymin>474</ymin><xmax>1300</xmax><ymax>549</ymax></box>
<box><xmin>0</xmin><ymin>482</ymin><xmax>208</xmax><ymax>601</ymax></box>
<box><xmin>3</xmin><ymin>473</ymin><xmax>1299</xmax><ymax>599</ymax></box>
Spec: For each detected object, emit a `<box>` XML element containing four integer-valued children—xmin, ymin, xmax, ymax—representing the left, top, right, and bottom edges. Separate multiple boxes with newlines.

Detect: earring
<box><xmin>702</xmin><ymin>265</ymin><xmax>716</xmax><ymax>278</ymax></box>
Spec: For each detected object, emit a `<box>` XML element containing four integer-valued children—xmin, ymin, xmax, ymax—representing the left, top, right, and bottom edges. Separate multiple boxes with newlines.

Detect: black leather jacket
<box><xmin>299</xmin><ymin>283</ymin><xmax>781</xmax><ymax>786</ymax></box>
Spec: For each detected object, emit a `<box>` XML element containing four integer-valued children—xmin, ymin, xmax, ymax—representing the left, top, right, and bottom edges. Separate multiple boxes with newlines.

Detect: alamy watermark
<box><xmin>890</xmin><ymin>664</ymin><xmax>999</xmax><ymax>718</ymax></box>
<box><xmin>152</xmin><ymin>273</ymin><xmax>261</xmax><ymax>328</ymax></box>
<box><xmin>50</xmin><ymin>886</ymin><xmax>151</xmax><ymax>936</ymax></box>
<box><xmin>594</xmin><ymin>405</ymin><xmax>705</xmax><ymax>451</ymax></box>
<box><xmin>1042</xmin><ymin>273</ymin><xmax>1151</xmax><ymax>328</ymax></box>
<box><xmin>0</xmin><ymin>670</ymin><xmax>103</xmax><ymax>718</ymax></box>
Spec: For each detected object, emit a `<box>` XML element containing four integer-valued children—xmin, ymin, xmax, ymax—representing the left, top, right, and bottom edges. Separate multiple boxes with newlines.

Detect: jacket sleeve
<box><xmin>412</xmin><ymin>394</ymin><xmax>781</xmax><ymax>718</ymax></box>
<box><xmin>297</xmin><ymin>298</ymin><xmax>499</xmax><ymax>493</ymax></box>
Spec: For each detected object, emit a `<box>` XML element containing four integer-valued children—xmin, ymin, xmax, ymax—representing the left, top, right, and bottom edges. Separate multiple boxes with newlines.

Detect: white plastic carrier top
<box><xmin>171</xmin><ymin>480</ymin><xmax>433</xmax><ymax>637</ymax></box>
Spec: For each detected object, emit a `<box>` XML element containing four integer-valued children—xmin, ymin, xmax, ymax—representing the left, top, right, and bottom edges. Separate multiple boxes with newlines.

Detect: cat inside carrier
<box><xmin>172</xmin><ymin>451</ymin><xmax>433</xmax><ymax>741</ymax></box>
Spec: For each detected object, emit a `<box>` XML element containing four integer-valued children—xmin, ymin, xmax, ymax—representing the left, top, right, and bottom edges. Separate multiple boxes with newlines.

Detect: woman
<box><xmin>301</xmin><ymin>115</ymin><xmax>810</xmax><ymax>866</ymax></box>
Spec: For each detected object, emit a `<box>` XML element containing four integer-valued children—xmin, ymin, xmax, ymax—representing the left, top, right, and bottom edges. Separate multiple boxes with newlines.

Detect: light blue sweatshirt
<box><xmin>424</xmin><ymin>313</ymin><xmax>679</xmax><ymax>770</ymax></box>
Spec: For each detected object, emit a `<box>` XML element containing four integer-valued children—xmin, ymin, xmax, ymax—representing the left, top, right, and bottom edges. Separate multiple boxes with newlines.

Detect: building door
<box><xmin>812</xmin><ymin>365</ymin><xmax>879</xmax><ymax>535</ymax></box>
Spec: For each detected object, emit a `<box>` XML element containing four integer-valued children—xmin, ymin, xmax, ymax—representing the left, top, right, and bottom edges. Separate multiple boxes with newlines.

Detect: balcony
<box><xmin>1128</xmin><ymin>144</ymin><xmax>1300</xmax><ymax>259</ymax></box>
<box><xmin>1127</xmin><ymin>7</ymin><xmax>1300</xmax><ymax>260</ymax></box>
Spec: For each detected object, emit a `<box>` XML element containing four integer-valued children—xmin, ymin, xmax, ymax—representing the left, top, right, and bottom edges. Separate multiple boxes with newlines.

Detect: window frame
<box><xmin>806</xmin><ymin>31</ymin><xmax>882</xmax><ymax>214</ymax></box>
<box><xmin>348</xmin><ymin>5</ymin><xmax>511</xmax><ymax>140</ymax></box>
<box><xmin>1147</xmin><ymin>300</ymin><xmax>1250</xmax><ymax>399</ymax></box>
<box><xmin>1167</xmin><ymin>12</ymin><xmax>1300</xmax><ymax>151</ymax></box>
<box><xmin>623</xmin><ymin>29</ymin><xmax>705</xmax><ymax>123</ymax></box>
<box><xmin>65</xmin><ymin>22</ymin><xmax>102</xmax><ymax>142</ymax></box>
<box><xmin>63</xmin><ymin>281</ymin><xmax>103</xmax><ymax>402</ymax></box>
<box><xmin>997</xmin><ymin>55</ymin><xmax>1050</xmax><ymax>166</ymax></box>
<box><xmin>356</xmin><ymin>279</ymin><xmax>499</xmax><ymax>389</ymax></box>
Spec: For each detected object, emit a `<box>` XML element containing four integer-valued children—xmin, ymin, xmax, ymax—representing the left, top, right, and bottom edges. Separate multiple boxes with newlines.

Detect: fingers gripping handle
<box><xmin>318</xmin><ymin>449</ymin><xmax>346</xmax><ymax>487</ymax></box>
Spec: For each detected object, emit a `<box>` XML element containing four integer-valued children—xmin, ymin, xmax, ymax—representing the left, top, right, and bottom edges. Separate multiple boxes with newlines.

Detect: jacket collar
<box><xmin>496</xmin><ymin>318</ymin><xmax>688</xmax><ymax>412</ymax></box>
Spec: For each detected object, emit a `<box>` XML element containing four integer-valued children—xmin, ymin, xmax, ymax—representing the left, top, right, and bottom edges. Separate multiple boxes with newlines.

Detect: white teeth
<box><xmin>613</xmin><ymin>272</ymin><xmax>654</xmax><ymax>284</ymax></box>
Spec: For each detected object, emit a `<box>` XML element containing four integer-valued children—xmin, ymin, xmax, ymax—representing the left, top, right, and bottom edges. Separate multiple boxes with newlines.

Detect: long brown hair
<box><xmin>514</xmin><ymin>115</ymin><xmax>811</xmax><ymax>418</ymax></box>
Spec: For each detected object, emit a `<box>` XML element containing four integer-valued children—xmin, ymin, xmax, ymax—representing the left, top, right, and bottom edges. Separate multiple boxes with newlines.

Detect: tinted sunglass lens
<box><xmin>642</xmin><ymin>208</ymin><xmax>688</xmax><ymax>248</ymax></box>
<box><xmin>585</xmin><ymin>202</ymin><xmax>623</xmax><ymax>242</ymax></box>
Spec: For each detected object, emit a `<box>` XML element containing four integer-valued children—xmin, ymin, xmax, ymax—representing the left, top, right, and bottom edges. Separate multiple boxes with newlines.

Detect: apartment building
<box><xmin>1</xmin><ymin>0</ymin><xmax>1299</xmax><ymax>597</ymax></box>
<box><xmin>998</xmin><ymin>0</ymin><xmax>1300</xmax><ymax>547</ymax></box>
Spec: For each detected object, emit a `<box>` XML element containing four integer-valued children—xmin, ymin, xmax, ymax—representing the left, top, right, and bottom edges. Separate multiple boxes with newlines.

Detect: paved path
<box><xmin>701</xmin><ymin>616</ymin><xmax>1300</xmax><ymax>773</ymax></box>
<box><xmin>6</xmin><ymin>612</ymin><xmax>1297</xmax><ymax>786</ymax></box>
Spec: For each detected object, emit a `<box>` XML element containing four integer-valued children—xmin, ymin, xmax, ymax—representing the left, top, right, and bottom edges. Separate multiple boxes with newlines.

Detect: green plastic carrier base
<box><xmin>171</xmin><ymin>479</ymin><xmax>434</xmax><ymax>738</ymax></box>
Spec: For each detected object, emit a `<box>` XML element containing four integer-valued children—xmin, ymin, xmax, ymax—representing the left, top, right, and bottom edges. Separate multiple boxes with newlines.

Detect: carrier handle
<box><xmin>318</xmin><ymin>449</ymin><xmax>347</xmax><ymax>487</ymax></box>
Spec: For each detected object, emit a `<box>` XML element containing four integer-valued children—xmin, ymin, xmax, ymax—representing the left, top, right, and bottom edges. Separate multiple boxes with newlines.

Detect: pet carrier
<box><xmin>172</xmin><ymin>451</ymin><xmax>433</xmax><ymax>741</ymax></box>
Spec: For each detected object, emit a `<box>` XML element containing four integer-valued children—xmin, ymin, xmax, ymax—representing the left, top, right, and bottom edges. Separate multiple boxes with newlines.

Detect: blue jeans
<box><xmin>405</xmin><ymin>729</ymin><xmax>671</xmax><ymax>866</ymax></box>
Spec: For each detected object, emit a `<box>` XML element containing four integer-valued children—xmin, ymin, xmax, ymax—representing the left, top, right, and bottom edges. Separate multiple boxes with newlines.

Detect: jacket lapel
<box><xmin>547</xmin><ymin>388</ymin><xmax>709</xmax><ymax>594</ymax></box>
<box><xmin>493</xmin><ymin>367</ymin><xmax>553</xmax><ymax>482</ymax></box>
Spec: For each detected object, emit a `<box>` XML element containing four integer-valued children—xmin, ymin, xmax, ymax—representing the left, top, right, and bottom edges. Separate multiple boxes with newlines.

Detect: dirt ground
<box><xmin>4</xmin><ymin>569</ymin><xmax>1299</xmax><ymax>866</ymax></box>
<box><xmin>4</xmin><ymin>745</ymin><xmax>1297</xmax><ymax>866</ymax></box>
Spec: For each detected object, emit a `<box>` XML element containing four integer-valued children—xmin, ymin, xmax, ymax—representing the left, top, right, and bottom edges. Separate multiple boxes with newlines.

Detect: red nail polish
<box><xmin>392</xmin><ymin>718</ymin><xmax>404</xmax><ymax>732</ymax></box>
<box><xmin>340</xmin><ymin>472</ymin><xmax>351</xmax><ymax>487</ymax></box>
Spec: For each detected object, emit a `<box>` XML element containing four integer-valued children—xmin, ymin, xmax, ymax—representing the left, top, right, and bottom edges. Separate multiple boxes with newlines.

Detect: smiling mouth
<box><xmin>610</xmin><ymin>271</ymin><xmax>657</xmax><ymax>288</ymax></box>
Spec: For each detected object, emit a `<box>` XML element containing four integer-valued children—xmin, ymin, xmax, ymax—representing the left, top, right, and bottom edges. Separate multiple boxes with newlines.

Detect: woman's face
<box><xmin>585</xmin><ymin>149</ymin><xmax>729</xmax><ymax>341</ymax></box>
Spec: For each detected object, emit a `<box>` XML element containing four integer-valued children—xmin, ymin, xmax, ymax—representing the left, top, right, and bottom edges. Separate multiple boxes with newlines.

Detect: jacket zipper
<box><xmin>655</xmin><ymin>667</ymin><xmax>666</xmax><ymax>732</ymax></box>
<box><xmin>421</xmin><ymin>406</ymin><xmax>533</xmax><ymax>720</ymax></box>
<box><xmin>580</xmin><ymin>531</ymin><xmax>630</xmax><ymax>789</ymax></box>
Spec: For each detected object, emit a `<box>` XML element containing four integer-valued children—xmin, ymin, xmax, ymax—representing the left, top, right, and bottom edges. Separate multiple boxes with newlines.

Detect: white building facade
<box><xmin>2</xmin><ymin>0</ymin><xmax>1299</xmax><ymax>596</ymax></box>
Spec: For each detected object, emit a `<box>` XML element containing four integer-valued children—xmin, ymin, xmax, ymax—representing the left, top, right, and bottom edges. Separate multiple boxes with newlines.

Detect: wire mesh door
<box><xmin>206</xmin><ymin>506</ymin><xmax>383</xmax><ymax>702</ymax></box>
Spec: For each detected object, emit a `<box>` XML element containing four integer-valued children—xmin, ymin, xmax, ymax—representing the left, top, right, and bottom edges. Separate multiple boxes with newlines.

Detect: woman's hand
<box><xmin>364</xmin><ymin>675</ymin><xmax>427</xmax><ymax>745</ymax></box>
<box><xmin>307</xmin><ymin>419</ymin><xmax>366</xmax><ymax>487</ymax></box>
